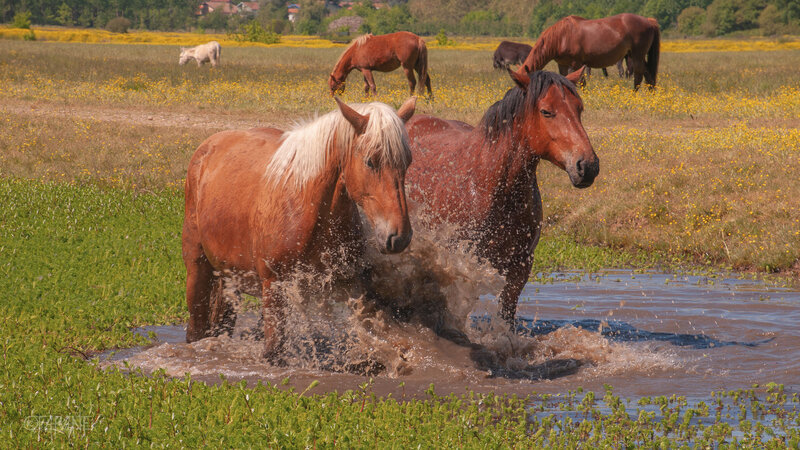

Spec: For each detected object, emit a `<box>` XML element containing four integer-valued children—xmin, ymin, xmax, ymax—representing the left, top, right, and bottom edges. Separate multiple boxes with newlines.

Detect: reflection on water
<box><xmin>100</xmin><ymin>268</ymin><xmax>800</xmax><ymax>399</ymax></box>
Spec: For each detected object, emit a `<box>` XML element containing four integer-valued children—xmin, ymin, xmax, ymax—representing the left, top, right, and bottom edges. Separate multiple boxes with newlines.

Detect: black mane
<box><xmin>479</xmin><ymin>71</ymin><xmax>580</xmax><ymax>140</ymax></box>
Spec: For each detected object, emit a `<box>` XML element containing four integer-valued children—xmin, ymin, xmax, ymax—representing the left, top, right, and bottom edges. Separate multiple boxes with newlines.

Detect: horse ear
<box><xmin>566</xmin><ymin>65</ymin><xmax>587</xmax><ymax>85</ymax></box>
<box><xmin>396</xmin><ymin>97</ymin><xmax>416</xmax><ymax>123</ymax></box>
<box><xmin>508</xmin><ymin>68</ymin><xmax>529</xmax><ymax>91</ymax></box>
<box><xmin>335</xmin><ymin>97</ymin><xmax>369</xmax><ymax>135</ymax></box>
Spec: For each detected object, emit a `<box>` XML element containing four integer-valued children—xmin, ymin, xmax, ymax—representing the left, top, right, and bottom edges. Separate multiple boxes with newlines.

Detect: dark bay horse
<box><xmin>329</xmin><ymin>31</ymin><xmax>432</xmax><ymax>97</ymax></box>
<box><xmin>183</xmin><ymin>97</ymin><xmax>417</xmax><ymax>360</ymax></box>
<box><xmin>405</xmin><ymin>68</ymin><xmax>599</xmax><ymax>326</ymax></box>
<box><xmin>519</xmin><ymin>13</ymin><xmax>660</xmax><ymax>90</ymax></box>
<box><xmin>493</xmin><ymin>40</ymin><xmax>532</xmax><ymax>69</ymax></box>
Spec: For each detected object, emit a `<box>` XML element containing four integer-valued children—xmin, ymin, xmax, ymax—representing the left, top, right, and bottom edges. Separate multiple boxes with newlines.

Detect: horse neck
<box><xmin>527</xmin><ymin>34</ymin><xmax>560</xmax><ymax>71</ymax></box>
<box><xmin>309</xmin><ymin>144</ymin><xmax>363</xmax><ymax>235</ymax></box>
<box><xmin>332</xmin><ymin>47</ymin><xmax>355</xmax><ymax>79</ymax></box>
<box><xmin>472</xmin><ymin>126</ymin><xmax>540</xmax><ymax>203</ymax></box>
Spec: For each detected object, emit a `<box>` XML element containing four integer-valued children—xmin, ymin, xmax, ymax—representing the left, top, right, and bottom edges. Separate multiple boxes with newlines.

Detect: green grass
<box><xmin>1</xmin><ymin>178</ymin><xmax>798</xmax><ymax>445</ymax></box>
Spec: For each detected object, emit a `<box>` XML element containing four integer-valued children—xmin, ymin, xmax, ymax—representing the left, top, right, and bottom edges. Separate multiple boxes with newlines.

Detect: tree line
<box><xmin>2</xmin><ymin>0</ymin><xmax>798</xmax><ymax>37</ymax></box>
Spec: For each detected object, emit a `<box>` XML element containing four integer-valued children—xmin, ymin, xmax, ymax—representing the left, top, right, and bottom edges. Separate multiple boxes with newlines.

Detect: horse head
<box><xmin>508</xmin><ymin>67</ymin><xmax>599</xmax><ymax>188</ymax></box>
<box><xmin>178</xmin><ymin>48</ymin><xmax>191</xmax><ymax>66</ymax></box>
<box><xmin>329</xmin><ymin>74</ymin><xmax>346</xmax><ymax>96</ymax></box>
<box><xmin>335</xmin><ymin>97</ymin><xmax>417</xmax><ymax>253</ymax></box>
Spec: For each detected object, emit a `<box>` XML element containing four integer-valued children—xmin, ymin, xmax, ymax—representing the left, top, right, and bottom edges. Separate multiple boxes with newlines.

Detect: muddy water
<box><xmin>101</xmin><ymin>266</ymin><xmax>799</xmax><ymax>399</ymax></box>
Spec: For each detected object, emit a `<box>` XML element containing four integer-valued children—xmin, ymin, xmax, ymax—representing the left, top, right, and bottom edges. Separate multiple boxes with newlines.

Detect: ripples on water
<box><xmin>100</xmin><ymin>218</ymin><xmax>800</xmax><ymax>400</ymax></box>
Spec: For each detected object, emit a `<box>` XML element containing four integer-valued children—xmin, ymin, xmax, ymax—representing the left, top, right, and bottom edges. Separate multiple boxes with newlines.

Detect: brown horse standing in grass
<box><xmin>329</xmin><ymin>31</ymin><xmax>432</xmax><ymax>97</ymax></box>
<box><xmin>182</xmin><ymin>97</ymin><xmax>417</xmax><ymax>360</ymax></box>
<box><xmin>493</xmin><ymin>40</ymin><xmax>532</xmax><ymax>69</ymax></box>
<box><xmin>405</xmin><ymin>68</ymin><xmax>598</xmax><ymax>326</ymax></box>
<box><xmin>519</xmin><ymin>13</ymin><xmax>660</xmax><ymax>90</ymax></box>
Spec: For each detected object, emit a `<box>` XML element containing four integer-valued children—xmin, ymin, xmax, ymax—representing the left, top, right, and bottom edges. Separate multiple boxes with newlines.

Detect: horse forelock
<box><xmin>265</xmin><ymin>102</ymin><xmax>410</xmax><ymax>189</ymax></box>
<box><xmin>479</xmin><ymin>71</ymin><xmax>580</xmax><ymax>141</ymax></box>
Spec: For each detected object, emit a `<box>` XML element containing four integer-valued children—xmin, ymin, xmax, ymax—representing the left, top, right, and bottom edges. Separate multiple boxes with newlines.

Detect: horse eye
<box><xmin>365</xmin><ymin>159</ymin><xmax>377</xmax><ymax>170</ymax></box>
<box><xmin>540</xmin><ymin>109</ymin><xmax>555</xmax><ymax>118</ymax></box>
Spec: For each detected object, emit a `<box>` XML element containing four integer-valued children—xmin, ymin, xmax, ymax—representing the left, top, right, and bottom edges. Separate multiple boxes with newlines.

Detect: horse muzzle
<box><xmin>378</xmin><ymin>229</ymin><xmax>412</xmax><ymax>254</ymax></box>
<box><xmin>568</xmin><ymin>156</ymin><xmax>600</xmax><ymax>188</ymax></box>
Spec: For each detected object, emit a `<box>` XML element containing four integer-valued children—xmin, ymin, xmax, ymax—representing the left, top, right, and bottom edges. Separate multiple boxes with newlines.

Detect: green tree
<box><xmin>12</xmin><ymin>10</ymin><xmax>32</xmax><ymax>28</ymax></box>
<box><xmin>642</xmin><ymin>0</ymin><xmax>686</xmax><ymax>29</ymax></box>
<box><xmin>677</xmin><ymin>6</ymin><xmax>706</xmax><ymax>34</ymax></box>
<box><xmin>295</xmin><ymin>0</ymin><xmax>327</xmax><ymax>35</ymax></box>
<box><xmin>56</xmin><ymin>2</ymin><xmax>73</xmax><ymax>26</ymax></box>
<box><xmin>704</xmin><ymin>0</ymin><xmax>764</xmax><ymax>35</ymax></box>
<box><xmin>757</xmin><ymin>3</ymin><xmax>782</xmax><ymax>35</ymax></box>
<box><xmin>460</xmin><ymin>10</ymin><xmax>499</xmax><ymax>35</ymax></box>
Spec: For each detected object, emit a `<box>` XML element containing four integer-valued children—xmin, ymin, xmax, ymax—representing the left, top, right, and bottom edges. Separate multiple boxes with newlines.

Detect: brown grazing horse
<box><xmin>405</xmin><ymin>68</ymin><xmax>599</xmax><ymax>326</ymax></box>
<box><xmin>519</xmin><ymin>13</ymin><xmax>660</xmax><ymax>90</ymax></box>
<box><xmin>329</xmin><ymin>31</ymin><xmax>432</xmax><ymax>97</ymax></box>
<box><xmin>183</xmin><ymin>97</ymin><xmax>417</xmax><ymax>360</ymax></box>
<box><xmin>493</xmin><ymin>40</ymin><xmax>532</xmax><ymax>69</ymax></box>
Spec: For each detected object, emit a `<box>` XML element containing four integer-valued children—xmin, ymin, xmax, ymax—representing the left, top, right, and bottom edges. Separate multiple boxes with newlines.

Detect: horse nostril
<box><xmin>385</xmin><ymin>231</ymin><xmax>411</xmax><ymax>253</ymax></box>
<box><xmin>385</xmin><ymin>233</ymin><xmax>397</xmax><ymax>252</ymax></box>
<box><xmin>576</xmin><ymin>158</ymin><xmax>585</xmax><ymax>177</ymax></box>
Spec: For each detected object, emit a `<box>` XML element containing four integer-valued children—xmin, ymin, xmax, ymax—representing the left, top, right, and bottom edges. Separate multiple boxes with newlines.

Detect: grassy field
<box><xmin>1</xmin><ymin>34</ymin><xmax>799</xmax><ymax>445</ymax></box>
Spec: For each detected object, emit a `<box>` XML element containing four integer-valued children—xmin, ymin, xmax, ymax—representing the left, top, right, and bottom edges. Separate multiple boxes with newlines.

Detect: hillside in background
<box><xmin>1</xmin><ymin>0</ymin><xmax>798</xmax><ymax>38</ymax></box>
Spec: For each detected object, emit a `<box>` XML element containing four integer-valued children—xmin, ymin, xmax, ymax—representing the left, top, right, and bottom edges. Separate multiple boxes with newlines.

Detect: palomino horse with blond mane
<box><xmin>183</xmin><ymin>97</ymin><xmax>417</xmax><ymax>360</ymax></box>
<box><xmin>519</xmin><ymin>13</ymin><xmax>660</xmax><ymax>90</ymax></box>
<box><xmin>179</xmin><ymin>41</ymin><xmax>221</xmax><ymax>67</ymax></box>
<box><xmin>329</xmin><ymin>31</ymin><xmax>432</xmax><ymax>97</ymax></box>
<box><xmin>405</xmin><ymin>68</ymin><xmax>598</xmax><ymax>327</ymax></box>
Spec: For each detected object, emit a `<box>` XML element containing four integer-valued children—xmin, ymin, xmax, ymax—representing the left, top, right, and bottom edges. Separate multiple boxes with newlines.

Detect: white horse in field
<box><xmin>179</xmin><ymin>41</ymin><xmax>221</xmax><ymax>67</ymax></box>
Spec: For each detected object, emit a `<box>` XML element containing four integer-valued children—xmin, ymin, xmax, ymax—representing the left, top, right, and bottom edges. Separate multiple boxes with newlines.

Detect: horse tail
<box><xmin>646</xmin><ymin>25</ymin><xmax>660</xmax><ymax>87</ymax></box>
<box><xmin>418</xmin><ymin>38</ymin><xmax>430</xmax><ymax>96</ymax></box>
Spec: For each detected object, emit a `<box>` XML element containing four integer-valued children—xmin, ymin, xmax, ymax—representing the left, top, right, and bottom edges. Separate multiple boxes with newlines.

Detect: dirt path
<box><xmin>0</xmin><ymin>99</ymin><xmax>292</xmax><ymax>131</ymax></box>
<box><xmin>4</xmin><ymin>98</ymin><xmax>799</xmax><ymax>134</ymax></box>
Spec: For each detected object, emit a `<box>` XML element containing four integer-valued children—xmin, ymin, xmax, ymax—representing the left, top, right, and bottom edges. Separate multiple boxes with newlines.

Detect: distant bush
<box><xmin>106</xmin><ymin>17</ymin><xmax>131</xmax><ymax>33</ymax></box>
<box><xmin>22</xmin><ymin>29</ymin><xmax>36</xmax><ymax>41</ymax></box>
<box><xmin>12</xmin><ymin>11</ymin><xmax>32</xmax><ymax>29</ymax></box>
<box><xmin>233</xmin><ymin>20</ymin><xmax>280</xmax><ymax>44</ymax></box>
<box><xmin>758</xmin><ymin>4</ymin><xmax>782</xmax><ymax>36</ymax></box>
<box><xmin>436</xmin><ymin>28</ymin><xmax>455</xmax><ymax>46</ymax></box>
<box><xmin>677</xmin><ymin>6</ymin><xmax>706</xmax><ymax>36</ymax></box>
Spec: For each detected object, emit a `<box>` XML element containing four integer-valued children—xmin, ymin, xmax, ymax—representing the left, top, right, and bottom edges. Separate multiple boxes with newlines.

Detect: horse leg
<box><xmin>184</xmin><ymin>250</ymin><xmax>215</xmax><ymax>342</ymax></box>
<box><xmin>630</xmin><ymin>56</ymin><xmax>647</xmax><ymax>91</ymax></box>
<box><xmin>402</xmin><ymin>66</ymin><xmax>416</xmax><ymax>96</ymax></box>
<box><xmin>362</xmin><ymin>69</ymin><xmax>377</xmax><ymax>96</ymax></box>
<box><xmin>362</xmin><ymin>74</ymin><xmax>370</xmax><ymax>95</ymax></box>
<box><xmin>602</xmin><ymin>67</ymin><xmax>608</xmax><ymax>77</ymax></box>
<box><xmin>261</xmin><ymin>279</ymin><xmax>285</xmax><ymax>362</ymax></box>
<box><xmin>498</xmin><ymin>258</ymin><xmax>534</xmax><ymax>330</ymax></box>
<box><xmin>616</xmin><ymin>60</ymin><xmax>625</xmax><ymax>77</ymax></box>
<box><xmin>424</xmin><ymin>73</ymin><xmax>432</xmax><ymax>98</ymax></box>
<box><xmin>644</xmin><ymin>69</ymin><xmax>657</xmax><ymax>90</ymax></box>
<box><xmin>208</xmin><ymin>277</ymin><xmax>236</xmax><ymax>337</ymax></box>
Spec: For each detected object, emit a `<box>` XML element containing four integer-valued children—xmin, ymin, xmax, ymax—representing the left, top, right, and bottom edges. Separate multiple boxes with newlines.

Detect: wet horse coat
<box><xmin>182</xmin><ymin>98</ymin><xmax>416</xmax><ymax>359</ymax></box>
<box><xmin>405</xmin><ymin>69</ymin><xmax>598</xmax><ymax>325</ymax></box>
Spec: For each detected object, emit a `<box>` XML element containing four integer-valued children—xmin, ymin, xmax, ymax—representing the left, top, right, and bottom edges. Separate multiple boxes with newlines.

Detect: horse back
<box><xmin>356</xmin><ymin>31</ymin><xmax>423</xmax><ymax>68</ymax></box>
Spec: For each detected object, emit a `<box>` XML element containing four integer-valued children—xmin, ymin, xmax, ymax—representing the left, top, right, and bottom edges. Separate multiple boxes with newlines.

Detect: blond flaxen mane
<box><xmin>265</xmin><ymin>102</ymin><xmax>410</xmax><ymax>189</ymax></box>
